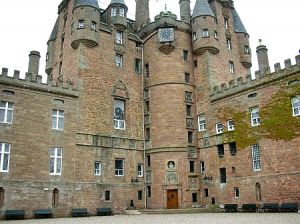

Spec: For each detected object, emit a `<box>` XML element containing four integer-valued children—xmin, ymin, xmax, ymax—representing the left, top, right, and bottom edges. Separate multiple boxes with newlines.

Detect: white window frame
<box><xmin>115</xmin><ymin>53</ymin><xmax>123</xmax><ymax>68</ymax></box>
<box><xmin>202</xmin><ymin>29</ymin><xmax>209</xmax><ymax>38</ymax></box>
<box><xmin>115</xmin><ymin>31</ymin><xmax>123</xmax><ymax>45</ymax></box>
<box><xmin>234</xmin><ymin>187</ymin><xmax>240</xmax><ymax>198</ymax></box>
<box><xmin>244</xmin><ymin>45</ymin><xmax>250</xmax><ymax>54</ymax></box>
<box><xmin>229</xmin><ymin>61</ymin><xmax>235</xmax><ymax>74</ymax></box>
<box><xmin>200</xmin><ymin>161</ymin><xmax>205</xmax><ymax>173</ymax></box>
<box><xmin>114</xmin><ymin>99</ymin><xmax>125</xmax><ymax>130</ymax></box>
<box><xmin>50</xmin><ymin>148</ymin><xmax>62</xmax><ymax>175</ymax></box>
<box><xmin>250</xmin><ymin>107</ymin><xmax>260</xmax><ymax>126</ymax></box>
<box><xmin>227</xmin><ymin>119</ymin><xmax>235</xmax><ymax>131</ymax></box>
<box><xmin>198</xmin><ymin>115</ymin><xmax>206</xmax><ymax>132</ymax></box>
<box><xmin>91</xmin><ymin>21</ymin><xmax>96</xmax><ymax>31</ymax></box>
<box><xmin>115</xmin><ymin>159</ymin><xmax>124</xmax><ymax>176</ymax></box>
<box><xmin>111</xmin><ymin>7</ymin><xmax>117</xmax><ymax>17</ymax></box>
<box><xmin>292</xmin><ymin>96</ymin><xmax>300</xmax><ymax>117</ymax></box>
<box><xmin>214</xmin><ymin>31</ymin><xmax>218</xmax><ymax>39</ymax></box>
<box><xmin>0</xmin><ymin>143</ymin><xmax>10</xmax><ymax>172</ymax></box>
<box><xmin>94</xmin><ymin>161</ymin><xmax>101</xmax><ymax>176</ymax></box>
<box><xmin>78</xmin><ymin>20</ymin><xmax>84</xmax><ymax>29</ymax></box>
<box><xmin>119</xmin><ymin>7</ymin><xmax>125</xmax><ymax>17</ymax></box>
<box><xmin>137</xmin><ymin>164</ymin><xmax>143</xmax><ymax>177</ymax></box>
<box><xmin>0</xmin><ymin>101</ymin><xmax>14</xmax><ymax>124</ymax></box>
<box><xmin>226</xmin><ymin>38</ymin><xmax>232</xmax><ymax>50</ymax></box>
<box><xmin>52</xmin><ymin>109</ymin><xmax>64</xmax><ymax>130</ymax></box>
<box><xmin>192</xmin><ymin>32</ymin><xmax>197</xmax><ymax>41</ymax></box>
<box><xmin>216</xmin><ymin>122</ymin><xmax>223</xmax><ymax>134</ymax></box>
<box><xmin>252</xmin><ymin>144</ymin><xmax>261</xmax><ymax>171</ymax></box>
<box><xmin>224</xmin><ymin>18</ymin><xmax>229</xmax><ymax>29</ymax></box>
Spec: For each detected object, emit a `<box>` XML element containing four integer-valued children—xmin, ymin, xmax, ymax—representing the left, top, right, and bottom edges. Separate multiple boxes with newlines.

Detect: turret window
<box><xmin>224</xmin><ymin>18</ymin><xmax>229</xmax><ymax>29</ymax></box>
<box><xmin>226</xmin><ymin>38</ymin><xmax>232</xmax><ymax>50</ymax></box>
<box><xmin>229</xmin><ymin>61</ymin><xmax>235</xmax><ymax>74</ymax></box>
<box><xmin>292</xmin><ymin>96</ymin><xmax>300</xmax><ymax>116</ymax></box>
<box><xmin>115</xmin><ymin>31</ymin><xmax>123</xmax><ymax>45</ymax></box>
<box><xmin>91</xmin><ymin>21</ymin><xmax>96</xmax><ymax>31</ymax></box>
<box><xmin>202</xmin><ymin>29</ymin><xmax>209</xmax><ymax>38</ymax></box>
<box><xmin>119</xmin><ymin>7</ymin><xmax>125</xmax><ymax>17</ymax></box>
<box><xmin>78</xmin><ymin>20</ymin><xmax>84</xmax><ymax>29</ymax></box>
<box><xmin>192</xmin><ymin>32</ymin><xmax>197</xmax><ymax>41</ymax></box>
<box><xmin>214</xmin><ymin>31</ymin><xmax>218</xmax><ymax>40</ymax></box>
<box><xmin>115</xmin><ymin>54</ymin><xmax>123</xmax><ymax>68</ymax></box>
<box><xmin>111</xmin><ymin>7</ymin><xmax>117</xmax><ymax>17</ymax></box>
<box><xmin>244</xmin><ymin>45</ymin><xmax>250</xmax><ymax>54</ymax></box>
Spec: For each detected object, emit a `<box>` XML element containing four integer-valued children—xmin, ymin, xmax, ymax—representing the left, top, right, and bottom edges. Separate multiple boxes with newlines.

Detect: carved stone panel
<box><xmin>189</xmin><ymin>177</ymin><xmax>198</xmax><ymax>190</ymax></box>
<box><xmin>146</xmin><ymin>170</ymin><xmax>152</xmax><ymax>184</ymax></box>
<box><xmin>185</xmin><ymin>92</ymin><xmax>192</xmax><ymax>103</ymax></box>
<box><xmin>166</xmin><ymin>171</ymin><xmax>177</xmax><ymax>185</ymax></box>
<box><xmin>187</xmin><ymin>146</ymin><xmax>197</xmax><ymax>159</ymax></box>
<box><xmin>186</xmin><ymin>118</ymin><xmax>194</xmax><ymax>129</ymax></box>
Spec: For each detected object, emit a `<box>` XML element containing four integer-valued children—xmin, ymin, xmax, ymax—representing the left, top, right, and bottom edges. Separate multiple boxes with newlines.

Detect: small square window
<box><xmin>192</xmin><ymin>193</ymin><xmax>197</xmax><ymax>202</ymax></box>
<box><xmin>115</xmin><ymin>54</ymin><xmax>123</xmax><ymax>68</ymax></box>
<box><xmin>204</xmin><ymin>188</ymin><xmax>209</xmax><ymax>198</ymax></box>
<box><xmin>138</xmin><ymin>190</ymin><xmax>143</xmax><ymax>200</ymax></box>
<box><xmin>137</xmin><ymin>164</ymin><xmax>143</xmax><ymax>177</ymax></box>
<box><xmin>105</xmin><ymin>190</ymin><xmax>110</xmax><ymax>201</ymax></box>
<box><xmin>229</xmin><ymin>61</ymin><xmax>235</xmax><ymax>74</ymax></box>
<box><xmin>216</xmin><ymin>122</ymin><xmax>223</xmax><ymax>134</ymax></box>
<box><xmin>234</xmin><ymin>187</ymin><xmax>240</xmax><ymax>198</ymax></box>
<box><xmin>78</xmin><ymin>20</ymin><xmax>84</xmax><ymax>29</ymax></box>
<box><xmin>198</xmin><ymin>115</ymin><xmax>206</xmax><ymax>132</ymax></box>
<box><xmin>185</xmin><ymin>73</ymin><xmax>190</xmax><ymax>83</ymax></box>
<box><xmin>183</xmin><ymin>50</ymin><xmax>189</xmax><ymax>61</ymax></box>
<box><xmin>229</xmin><ymin>142</ymin><xmax>237</xmax><ymax>155</ymax></box>
<box><xmin>94</xmin><ymin>162</ymin><xmax>101</xmax><ymax>176</ymax></box>
<box><xmin>217</xmin><ymin>144</ymin><xmax>224</xmax><ymax>158</ymax></box>
<box><xmin>202</xmin><ymin>29</ymin><xmax>209</xmax><ymax>38</ymax></box>
<box><xmin>250</xmin><ymin>107</ymin><xmax>260</xmax><ymax>126</ymax></box>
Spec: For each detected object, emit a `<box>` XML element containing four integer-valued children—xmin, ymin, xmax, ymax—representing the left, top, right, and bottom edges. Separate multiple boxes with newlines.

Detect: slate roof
<box><xmin>74</xmin><ymin>0</ymin><xmax>99</xmax><ymax>9</ymax></box>
<box><xmin>232</xmin><ymin>9</ymin><xmax>247</xmax><ymax>34</ymax></box>
<box><xmin>111</xmin><ymin>0</ymin><xmax>125</xmax><ymax>4</ymax></box>
<box><xmin>48</xmin><ymin>18</ymin><xmax>59</xmax><ymax>41</ymax></box>
<box><xmin>192</xmin><ymin>0</ymin><xmax>215</xmax><ymax>19</ymax></box>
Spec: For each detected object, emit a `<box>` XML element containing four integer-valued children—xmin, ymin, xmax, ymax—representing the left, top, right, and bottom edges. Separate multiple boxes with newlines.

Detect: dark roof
<box><xmin>48</xmin><ymin>18</ymin><xmax>59</xmax><ymax>42</ymax></box>
<box><xmin>192</xmin><ymin>0</ymin><xmax>215</xmax><ymax>19</ymax></box>
<box><xmin>232</xmin><ymin>9</ymin><xmax>247</xmax><ymax>34</ymax></box>
<box><xmin>111</xmin><ymin>0</ymin><xmax>125</xmax><ymax>4</ymax></box>
<box><xmin>74</xmin><ymin>0</ymin><xmax>99</xmax><ymax>9</ymax></box>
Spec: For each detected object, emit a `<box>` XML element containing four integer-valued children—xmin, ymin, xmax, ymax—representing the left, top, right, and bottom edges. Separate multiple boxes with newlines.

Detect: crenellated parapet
<box><xmin>210</xmin><ymin>55</ymin><xmax>300</xmax><ymax>101</ymax></box>
<box><xmin>0</xmin><ymin>68</ymin><xmax>80</xmax><ymax>98</ymax></box>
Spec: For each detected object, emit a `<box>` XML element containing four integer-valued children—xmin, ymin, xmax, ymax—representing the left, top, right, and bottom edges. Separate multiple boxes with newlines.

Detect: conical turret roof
<box><xmin>232</xmin><ymin>9</ymin><xmax>247</xmax><ymax>34</ymax></box>
<box><xmin>192</xmin><ymin>0</ymin><xmax>215</xmax><ymax>19</ymax></box>
<box><xmin>48</xmin><ymin>18</ymin><xmax>59</xmax><ymax>42</ymax></box>
<box><xmin>74</xmin><ymin>0</ymin><xmax>99</xmax><ymax>9</ymax></box>
<box><xmin>111</xmin><ymin>0</ymin><xmax>125</xmax><ymax>4</ymax></box>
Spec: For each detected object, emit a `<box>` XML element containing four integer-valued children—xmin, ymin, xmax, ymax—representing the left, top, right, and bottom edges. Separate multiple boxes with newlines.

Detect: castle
<box><xmin>0</xmin><ymin>0</ymin><xmax>299</xmax><ymax>218</ymax></box>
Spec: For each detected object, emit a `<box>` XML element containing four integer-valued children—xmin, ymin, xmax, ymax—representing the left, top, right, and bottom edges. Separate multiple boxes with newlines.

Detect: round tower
<box><xmin>191</xmin><ymin>0</ymin><xmax>219</xmax><ymax>55</ymax></box>
<box><xmin>135</xmin><ymin>0</ymin><xmax>150</xmax><ymax>29</ymax></box>
<box><xmin>71</xmin><ymin>0</ymin><xmax>100</xmax><ymax>49</ymax></box>
<box><xmin>108</xmin><ymin>0</ymin><xmax>128</xmax><ymax>30</ymax></box>
<box><xmin>46</xmin><ymin>19</ymin><xmax>58</xmax><ymax>76</ymax></box>
<box><xmin>232</xmin><ymin>9</ymin><xmax>252</xmax><ymax>69</ymax></box>
<box><xmin>179</xmin><ymin>0</ymin><xmax>191</xmax><ymax>24</ymax></box>
<box><xmin>256</xmin><ymin>39</ymin><xmax>270</xmax><ymax>71</ymax></box>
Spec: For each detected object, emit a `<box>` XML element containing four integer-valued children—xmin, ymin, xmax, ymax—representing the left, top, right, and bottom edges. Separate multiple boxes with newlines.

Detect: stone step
<box><xmin>139</xmin><ymin>208</ymin><xmax>212</xmax><ymax>215</ymax></box>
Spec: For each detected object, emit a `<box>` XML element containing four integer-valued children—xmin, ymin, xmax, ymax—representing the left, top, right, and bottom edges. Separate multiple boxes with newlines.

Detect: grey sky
<box><xmin>0</xmin><ymin>0</ymin><xmax>299</xmax><ymax>78</ymax></box>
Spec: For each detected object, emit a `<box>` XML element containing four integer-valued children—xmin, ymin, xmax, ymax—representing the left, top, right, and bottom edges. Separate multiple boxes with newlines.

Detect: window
<box><xmin>111</xmin><ymin>7</ymin><xmax>117</xmax><ymax>17</ymax></box>
<box><xmin>234</xmin><ymin>187</ymin><xmax>240</xmax><ymax>198</ymax></box>
<box><xmin>192</xmin><ymin>32</ymin><xmax>197</xmax><ymax>41</ymax></box>
<box><xmin>115</xmin><ymin>53</ymin><xmax>123</xmax><ymax>68</ymax></box>
<box><xmin>52</xmin><ymin>188</ymin><xmax>59</xmax><ymax>207</ymax></box>
<box><xmin>188</xmin><ymin>131</ymin><xmax>193</xmax><ymax>144</ymax></box>
<box><xmin>138</xmin><ymin>190</ymin><xmax>143</xmax><ymax>200</ymax></box>
<box><xmin>198</xmin><ymin>115</ymin><xmax>206</xmax><ymax>131</ymax></box>
<box><xmin>200</xmin><ymin>161</ymin><xmax>205</xmax><ymax>173</ymax></box>
<box><xmin>137</xmin><ymin>164</ymin><xmax>143</xmax><ymax>177</ymax></box>
<box><xmin>105</xmin><ymin>190</ymin><xmax>110</xmax><ymax>201</ymax></box>
<box><xmin>192</xmin><ymin>193</ymin><xmax>197</xmax><ymax>202</ymax></box>
<box><xmin>59</xmin><ymin>61</ymin><xmax>63</xmax><ymax>75</ymax></box>
<box><xmin>0</xmin><ymin>187</ymin><xmax>4</xmax><ymax>208</ymax></box>
<box><xmin>244</xmin><ymin>45</ymin><xmax>250</xmax><ymax>54</ymax></box>
<box><xmin>185</xmin><ymin>72</ymin><xmax>190</xmax><ymax>83</ymax></box>
<box><xmin>91</xmin><ymin>21</ymin><xmax>96</xmax><ymax>31</ymax></box>
<box><xmin>220</xmin><ymin>168</ymin><xmax>226</xmax><ymax>183</ymax></box>
<box><xmin>78</xmin><ymin>20</ymin><xmax>84</xmax><ymax>29</ymax></box>
<box><xmin>214</xmin><ymin>31</ymin><xmax>218</xmax><ymax>39</ymax></box>
<box><xmin>50</xmin><ymin>148</ymin><xmax>62</xmax><ymax>175</ymax></box>
<box><xmin>255</xmin><ymin>183</ymin><xmax>261</xmax><ymax>201</ymax></box>
<box><xmin>0</xmin><ymin>101</ymin><xmax>14</xmax><ymax>124</ymax></box>
<box><xmin>229</xmin><ymin>142</ymin><xmax>237</xmax><ymax>155</ymax></box>
<box><xmin>204</xmin><ymin>188</ymin><xmax>209</xmax><ymax>198</ymax></box>
<box><xmin>227</xmin><ymin>119</ymin><xmax>235</xmax><ymax>131</ymax></box>
<box><xmin>135</xmin><ymin>58</ymin><xmax>141</xmax><ymax>74</ymax></box>
<box><xmin>250</xmin><ymin>107</ymin><xmax>260</xmax><ymax>126</ymax></box>
<box><xmin>145</xmin><ymin>101</ymin><xmax>150</xmax><ymax>114</ymax></box>
<box><xmin>145</xmin><ymin>128</ymin><xmax>150</xmax><ymax>140</ymax></box>
<box><xmin>147</xmin><ymin>186</ymin><xmax>151</xmax><ymax>197</ymax></box>
<box><xmin>115</xmin><ymin>159</ymin><xmax>124</xmax><ymax>176</ymax></box>
<box><xmin>226</xmin><ymin>38</ymin><xmax>232</xmax><ymax>50</ymax></box>
<box><xmin>217</xmin><ymin>144</ymin><xmax>224</xmax><ymax>158</ymax></box>
<box><xmin>61</xmin><ymin>37</ymin><xmax>64</xmax><ymax>50</ymax></box>
<box><xmin>115</xmin><ymin>31</ymin><xmax>123</xmax><ymax>44</ymax></box>
<box><xmin>194</xmin><ymin>60</ymin><xmax>198</xmax><ymax>68</ymax></box>
<box><xmin>63</xmin><ymin>17</ymin><xmax>67</xmax><ymax>28</ymax></box>
<box><xmin>215</xmin><ymin>122</ymin><xmax>223</xmax><ymax>134</ymax></box>
<box><xmin>119</xmin><ymin>7</ymin><xmax>125</xmax><ymax>17</ymax></box>
<box><xmin>292</xmin><ymin>96</ymin><xmax>300</xmax><ymax>116</ymax></box>
<box><xmin>229</xmin><ymin>61</ymin><xmax>235</xmax><ymax>74</ymax></box>
<box><xmin>94</xmin><ymin>162</ymin><xmax>101</xmax><ymax>176</ymax></box>
<box><xmin>183</xmin><ymin>50</ymin><xmax>188</xmax><ymax>61</ymax></box>
<box><xmin>52</xmin><ymin>109</ymin><xmax>64</xmax><ymax>130</ymax></box>
<box><xmin>224</xmin><ymin>18</ymin><xmax>229</xmax><ymax>29</ymax></box>
<box><xmin>46</xmin><ymin>52</ymin><xmax>49</xmax><ymax>61</ymax></box>
<box><xmin>186</xmin><ymin>105</ymin><xmax>191</xmax><ymax>116</ymax></box>
<box><xmin>232</xmin><ymin>166</ymin><xmax>236</xmax><ymax>174</ymax></box>
<box><xmin>189</xmin><ymin>161</ymin><xmax>195</xmax><ymax>173</ymax></box>
<box><xmin>145</xmin><ymin>64</ymin><xmax>149</xmax><ymax>78</ymax></box>
<box><xmin>202</xmin><ymin>29</ymin><xmax>209</xmax><ymax>38</ymax></box>
<box><xmin>252</xmin><ymin>144</ymin><xmax>261</xmax><ymax>171</ymax></box>
<box><xmin>114</xmin><ymin>99</ymin><xmax>125</xmax><ymax>130</ymax></box>
<box><xmin>0</xmin><ymin>143</ymin><xmax>10</xmax><ymax>172</ymax></box>
<box><xmin>147</xmin><ymin>155</ymin><xmax>150</xmax><ymax>166</ymax></box>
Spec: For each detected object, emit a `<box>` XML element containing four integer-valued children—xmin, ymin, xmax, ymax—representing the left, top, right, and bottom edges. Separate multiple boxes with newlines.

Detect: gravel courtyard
<box><xmin>1</xmin><ymin>213</ymin><xmax>300</xmax><ymax>224</ymax></box>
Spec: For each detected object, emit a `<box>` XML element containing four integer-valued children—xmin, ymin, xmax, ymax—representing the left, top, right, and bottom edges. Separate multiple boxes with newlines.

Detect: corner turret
<box><xmin>191</xmin><ymin>0</ymin><xmax>219</xmax><ymax>55</ymax></box>
<box><xmin>107</xmin><ymin>0</ymin><xmax>128</xmax><ymax>30</ymax></box>
<box><xmin>71</xmin><ymin>0</ymin><xmax>100</xmax><ymax>49</ymax></box>
<box><xmin>179</xmin><ymin>0</ymin><xmax>191</xmax><ymax>24</ymax></box>
<box><xmin>135</xmin><ymin>0</ymin><xmax>150</xmax><ymax>29</ymax></box>
<box><xmin>46</xmin><ymin>19</ymin><xmax>58</xmax><ymax>76</ymax></box>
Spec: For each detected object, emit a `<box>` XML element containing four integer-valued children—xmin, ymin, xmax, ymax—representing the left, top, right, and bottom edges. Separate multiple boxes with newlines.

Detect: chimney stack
<box><xmin>256</xmin><ymin>39</ymin><xmax>270</xmax><ymax>71</ymax></box>
<box><xmin>28</xmin><ymin>51</ymin><xmax>41</xmax><ymax>75</ymax></box>
<box><xmin>179</xmin><ymin>0</ymin><xmax>191</xmax><ymax>23</ymax></box>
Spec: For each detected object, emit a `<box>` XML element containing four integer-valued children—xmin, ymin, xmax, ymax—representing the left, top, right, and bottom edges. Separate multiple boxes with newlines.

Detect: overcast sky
<box><xmin>0</xmin><ymin>0</ymin><xmax>299</xmax><ymax>79</ymax></box>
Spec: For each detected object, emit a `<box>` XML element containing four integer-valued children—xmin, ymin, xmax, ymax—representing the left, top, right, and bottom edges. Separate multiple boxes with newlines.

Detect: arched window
<box><xmin>52</xmin><ymin>188</ymin><xmax>59</xmax><ymax>207</ymax></box>
<box><xmin>255</xmin><ymin>183</ymin><xmax>261</xmax><ymax>201</ymax></box>
<box><xmin>0</xmin><ymin>187</ymin><xmax>4</xmax><ymax>208</ymax></box>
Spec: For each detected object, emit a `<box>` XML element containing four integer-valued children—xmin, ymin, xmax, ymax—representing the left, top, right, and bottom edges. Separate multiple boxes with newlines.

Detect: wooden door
<box><xmin>167</xmin><ymin>190</ymin><xmax>178</xmax><ymax>209</ymax></box>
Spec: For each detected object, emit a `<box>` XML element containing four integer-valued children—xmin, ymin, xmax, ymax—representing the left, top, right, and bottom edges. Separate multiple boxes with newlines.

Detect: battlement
<box><xmin>0</xmin><ymin>68</ymin><xmax>80</xmax><ymax>98</ymax></box>
<box><xmin>210</xmin><ymin>55</ymin><xmax>300</xmax><ymax>101</ymax></box>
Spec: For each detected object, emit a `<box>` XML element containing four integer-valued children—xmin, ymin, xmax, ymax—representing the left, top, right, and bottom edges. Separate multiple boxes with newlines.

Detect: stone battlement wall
<box><xmin>210</xmin><ymin>55</ymin><xmax>300</xmax><ymax>101</ymax></box>
<box><xmin>0</xmin><ymin>67</ymin><xmax>80</xmax><ymax>98</ymax></box>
